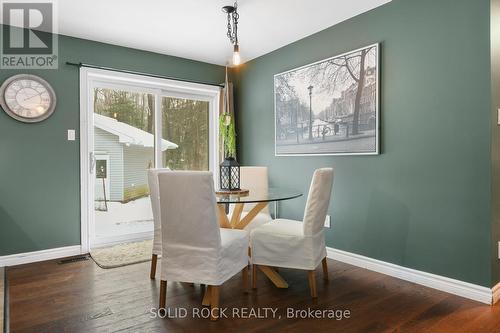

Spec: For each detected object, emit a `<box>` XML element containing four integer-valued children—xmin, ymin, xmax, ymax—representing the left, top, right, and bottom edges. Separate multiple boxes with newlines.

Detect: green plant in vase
<box><xmin>219</xmin><ymin>113</ymin><xmax>240</xmax><ymax>190</ymax></box>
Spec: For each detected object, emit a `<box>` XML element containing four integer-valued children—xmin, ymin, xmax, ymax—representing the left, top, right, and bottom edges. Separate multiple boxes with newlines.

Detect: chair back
<box><xmin>148</xmin><ymin>168</ymin><xmax>170</xmax><ymax>254</ymax></box>
<box><xmin>158</xmin><ymin>171</ymin><xmax>221</xmax><ymax>252</ymax></box>
<box><xmin>240</xmin><ymin>166</ymin><xmax>269</xmax><ymax>213</ymax></box>
<box><xmin>303</xmin><ymin>168</ymin><xmax>334</xmax><ymax>236</ymax></box>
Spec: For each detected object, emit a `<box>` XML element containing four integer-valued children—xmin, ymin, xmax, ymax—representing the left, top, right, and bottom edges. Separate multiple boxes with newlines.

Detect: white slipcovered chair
<box><xmin>250</xmin><ymin>168</ymin><xmax>334</xmax><ymax>298</ymax></box>
<box><xmin>157</xmin><ymin>171</ymin><xmax>249</xmax><ymax>320</ymax></box>
<box><xmin>147</xmin><ymin>168</ymin><xmax>170</xmax><ymax>279</ymax></box>
<box><xmin>228</xmin><ymin>166</ymin><xmax>272</xmax><ymax>231</ymax></box>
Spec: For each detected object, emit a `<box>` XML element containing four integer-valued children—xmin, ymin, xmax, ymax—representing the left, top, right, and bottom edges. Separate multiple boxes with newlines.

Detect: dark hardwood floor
<box><xmin>6</xmin><ymin>257</ymin><xmax>500</xmax><ymax>333</ymax></box>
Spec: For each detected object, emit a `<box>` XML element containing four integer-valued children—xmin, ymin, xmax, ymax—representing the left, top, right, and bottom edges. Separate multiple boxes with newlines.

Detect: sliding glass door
<box><xmin>80</xmin><ymin>68</ymin><xmax>220</xmax><ymax>249</ymax></box>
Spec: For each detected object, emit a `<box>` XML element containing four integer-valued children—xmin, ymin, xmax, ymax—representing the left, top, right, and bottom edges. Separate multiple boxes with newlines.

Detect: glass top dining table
<box><xmin>213</xmin><ymin>187</ymin><xmax>303</xmax><ymax>289</ymax></box>
<box><xmin>215</xmin><ymin>187</ymin><xmax>303</xmax><ymax>204</ymax></box>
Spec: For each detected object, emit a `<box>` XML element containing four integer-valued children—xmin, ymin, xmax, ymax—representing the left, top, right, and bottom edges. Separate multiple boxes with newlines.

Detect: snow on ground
<box><xmin>95</xmin><ymin>197</ymin><xmax>154</xmax><ymax>239</ymax></box>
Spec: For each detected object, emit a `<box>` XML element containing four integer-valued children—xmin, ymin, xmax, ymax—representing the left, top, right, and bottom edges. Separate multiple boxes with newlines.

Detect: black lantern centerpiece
<box><xmin>219</xmin><ymin>156</ymin><xmax>240</xmax><ymax>191</ymax></box>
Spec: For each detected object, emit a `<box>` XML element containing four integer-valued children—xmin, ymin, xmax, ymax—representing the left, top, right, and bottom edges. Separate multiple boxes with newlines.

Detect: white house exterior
<box><xmin>94</xmin><ymin>114</ymin><xmax>177</xmax><ymax>202</ymax></box>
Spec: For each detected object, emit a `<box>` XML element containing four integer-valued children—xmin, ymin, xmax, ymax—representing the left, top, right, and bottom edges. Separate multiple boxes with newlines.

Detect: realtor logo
<box><xmin>1</xmin><ymin>0</ymin><xmax>58</xmax><ymax>69</ymax></box>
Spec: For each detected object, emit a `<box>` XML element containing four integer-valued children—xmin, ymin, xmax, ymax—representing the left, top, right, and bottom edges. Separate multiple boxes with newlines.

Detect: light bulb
<box><xmin>233</xmin><ymin>51</ymin><xmax>241</xmax><ymax>66</ymax></box>
<box><xmin>233</xmin><ymin>44</ymin><xmax>241</xmax><ymax>66</ymax></box>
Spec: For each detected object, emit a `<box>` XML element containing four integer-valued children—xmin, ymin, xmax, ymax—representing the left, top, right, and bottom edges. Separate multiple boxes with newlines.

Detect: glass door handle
<box><xmin>90</xmin><ymin>152</ymin><xmax>96</xmax><ymax>173</ymax></box>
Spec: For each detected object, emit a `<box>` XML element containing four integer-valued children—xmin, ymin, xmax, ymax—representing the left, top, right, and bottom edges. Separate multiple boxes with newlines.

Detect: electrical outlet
<box><xmin>67</xmin><ymin>129</ymin><xmax>76</xmax><ymax>141</ymax></box>
<box><xmin>324</xmin><ymin>215</ymin><xmax>331</xmax><ymax>228</ymax></box>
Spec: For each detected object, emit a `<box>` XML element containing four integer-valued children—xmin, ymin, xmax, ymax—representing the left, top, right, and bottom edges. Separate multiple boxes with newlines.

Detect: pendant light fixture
<box><xmin>222</xmin><ymin>2</ymin><xmax>240</xmax><ymax>66</ymax></box>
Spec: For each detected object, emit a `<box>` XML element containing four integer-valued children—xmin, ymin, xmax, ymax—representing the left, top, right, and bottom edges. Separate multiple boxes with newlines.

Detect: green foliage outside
<box><xmin>162</xmin><ymin>97</ymin><xmax>209</xmax><ymax>171</ymax></box>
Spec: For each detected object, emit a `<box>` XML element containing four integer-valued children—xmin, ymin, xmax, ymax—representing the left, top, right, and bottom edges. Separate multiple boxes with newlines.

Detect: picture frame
<box><xmin>274</xmin><ymin>43</ymin><xmax>380</xmax><ymax>156</ymax></box>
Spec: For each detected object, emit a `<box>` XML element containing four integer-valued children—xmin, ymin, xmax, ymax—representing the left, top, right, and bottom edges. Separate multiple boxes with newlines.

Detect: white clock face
<box><xmin>0</xmin><ymin>75</ymin><xmax>56</xmax><ymax>123</ymax></box>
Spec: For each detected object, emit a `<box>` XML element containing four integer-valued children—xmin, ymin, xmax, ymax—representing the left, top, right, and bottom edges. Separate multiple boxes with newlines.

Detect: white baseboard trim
<box><xmin>0</xmin><ymin>245</ymin><xmax>84</xmax><ymax>267</ymax></box>
<box><xmin>326</xmin><ymin>247</ymin><xmax>493</xmax><ymax>305</ymax></box>
<box><xmin>492</xmin><ymin>282</ymin><xmax>500</xmax><ymax>305</ymax></box>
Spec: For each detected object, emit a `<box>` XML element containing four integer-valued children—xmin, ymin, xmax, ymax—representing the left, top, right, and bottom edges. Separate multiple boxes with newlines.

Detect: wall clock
<box><xmin>0</xmin><ymin>74</ymin><xmax>57</xmax><ymax>123</ymax></box>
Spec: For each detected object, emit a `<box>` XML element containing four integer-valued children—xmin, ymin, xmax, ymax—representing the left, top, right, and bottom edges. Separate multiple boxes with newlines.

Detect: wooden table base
<box><xmin>217</xmin><ymin>204</ymin><xmax>231</xmax><ymax>229</ymax></box>
<box><xmin>217</xmin><ymin>201</ymin><xmax>289</xmax><ymax>289</ymax></box>
<box><xmin>258</xmin><ymin>265</ymin><xmax>289</xmax><ymax>288</ymax></box>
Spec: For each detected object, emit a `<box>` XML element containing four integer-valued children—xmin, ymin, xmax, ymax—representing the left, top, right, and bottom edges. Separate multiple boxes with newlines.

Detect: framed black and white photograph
<box><xmin>274</xmin><ymin>43</ymin><xmax>379</xmax><ymax>156</ymax></box>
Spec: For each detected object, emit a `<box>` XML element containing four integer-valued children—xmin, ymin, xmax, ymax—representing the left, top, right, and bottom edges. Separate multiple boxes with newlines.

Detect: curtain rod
<box><xmin>66</xmin><ymin>62</ymin><xmax>225</xmax><ymax>88</ymax></box>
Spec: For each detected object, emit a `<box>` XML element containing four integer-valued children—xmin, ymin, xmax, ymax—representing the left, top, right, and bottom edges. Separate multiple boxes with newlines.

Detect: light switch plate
<box><xmin>67</xmin><ymin>129</ymin><xmax>76</xmax><ymax>141</ymax></box>
<box><xmin>324</xmin><ymin>215</ymin><xmax>331</xmax><ymax>228</ymax></box>
<box><xmin>497</xmin><ymin>109</ymin><xmax>500</xmax><ymax>125</ymax></box>
<box><xmin>498</xmin><ymin>242</ymin><xmax>500</xmax><ymax>259</ymax></box>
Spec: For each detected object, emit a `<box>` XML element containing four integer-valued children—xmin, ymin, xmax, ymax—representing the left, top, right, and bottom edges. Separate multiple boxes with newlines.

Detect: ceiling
<box><xmin>5</xmin><ymin>0</ymin><xmax>392</xmax><ymax>66</ymax></box>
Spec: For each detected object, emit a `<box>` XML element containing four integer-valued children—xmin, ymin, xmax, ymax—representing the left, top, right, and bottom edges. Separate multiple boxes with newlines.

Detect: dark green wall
<box><xmin>235</xmin><ymin>0</ymin><xmax>493</xmax><ymax>286</ymax></box>
<box><xmin>491</xmin><ymin>0</ymin><xmax>500</xmax><ymax>286</ymax></box>
<box><xmin>0</xmin><ymin>29</ymin><xmax>225</xmax><ymax>256</ymax></box>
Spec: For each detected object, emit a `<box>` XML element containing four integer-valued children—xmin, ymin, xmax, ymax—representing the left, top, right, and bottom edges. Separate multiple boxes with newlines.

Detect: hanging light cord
<box><xmin>226</xmin><ymin>2</ymin><xmax>239</xmax><ymax>45</ymax></box>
